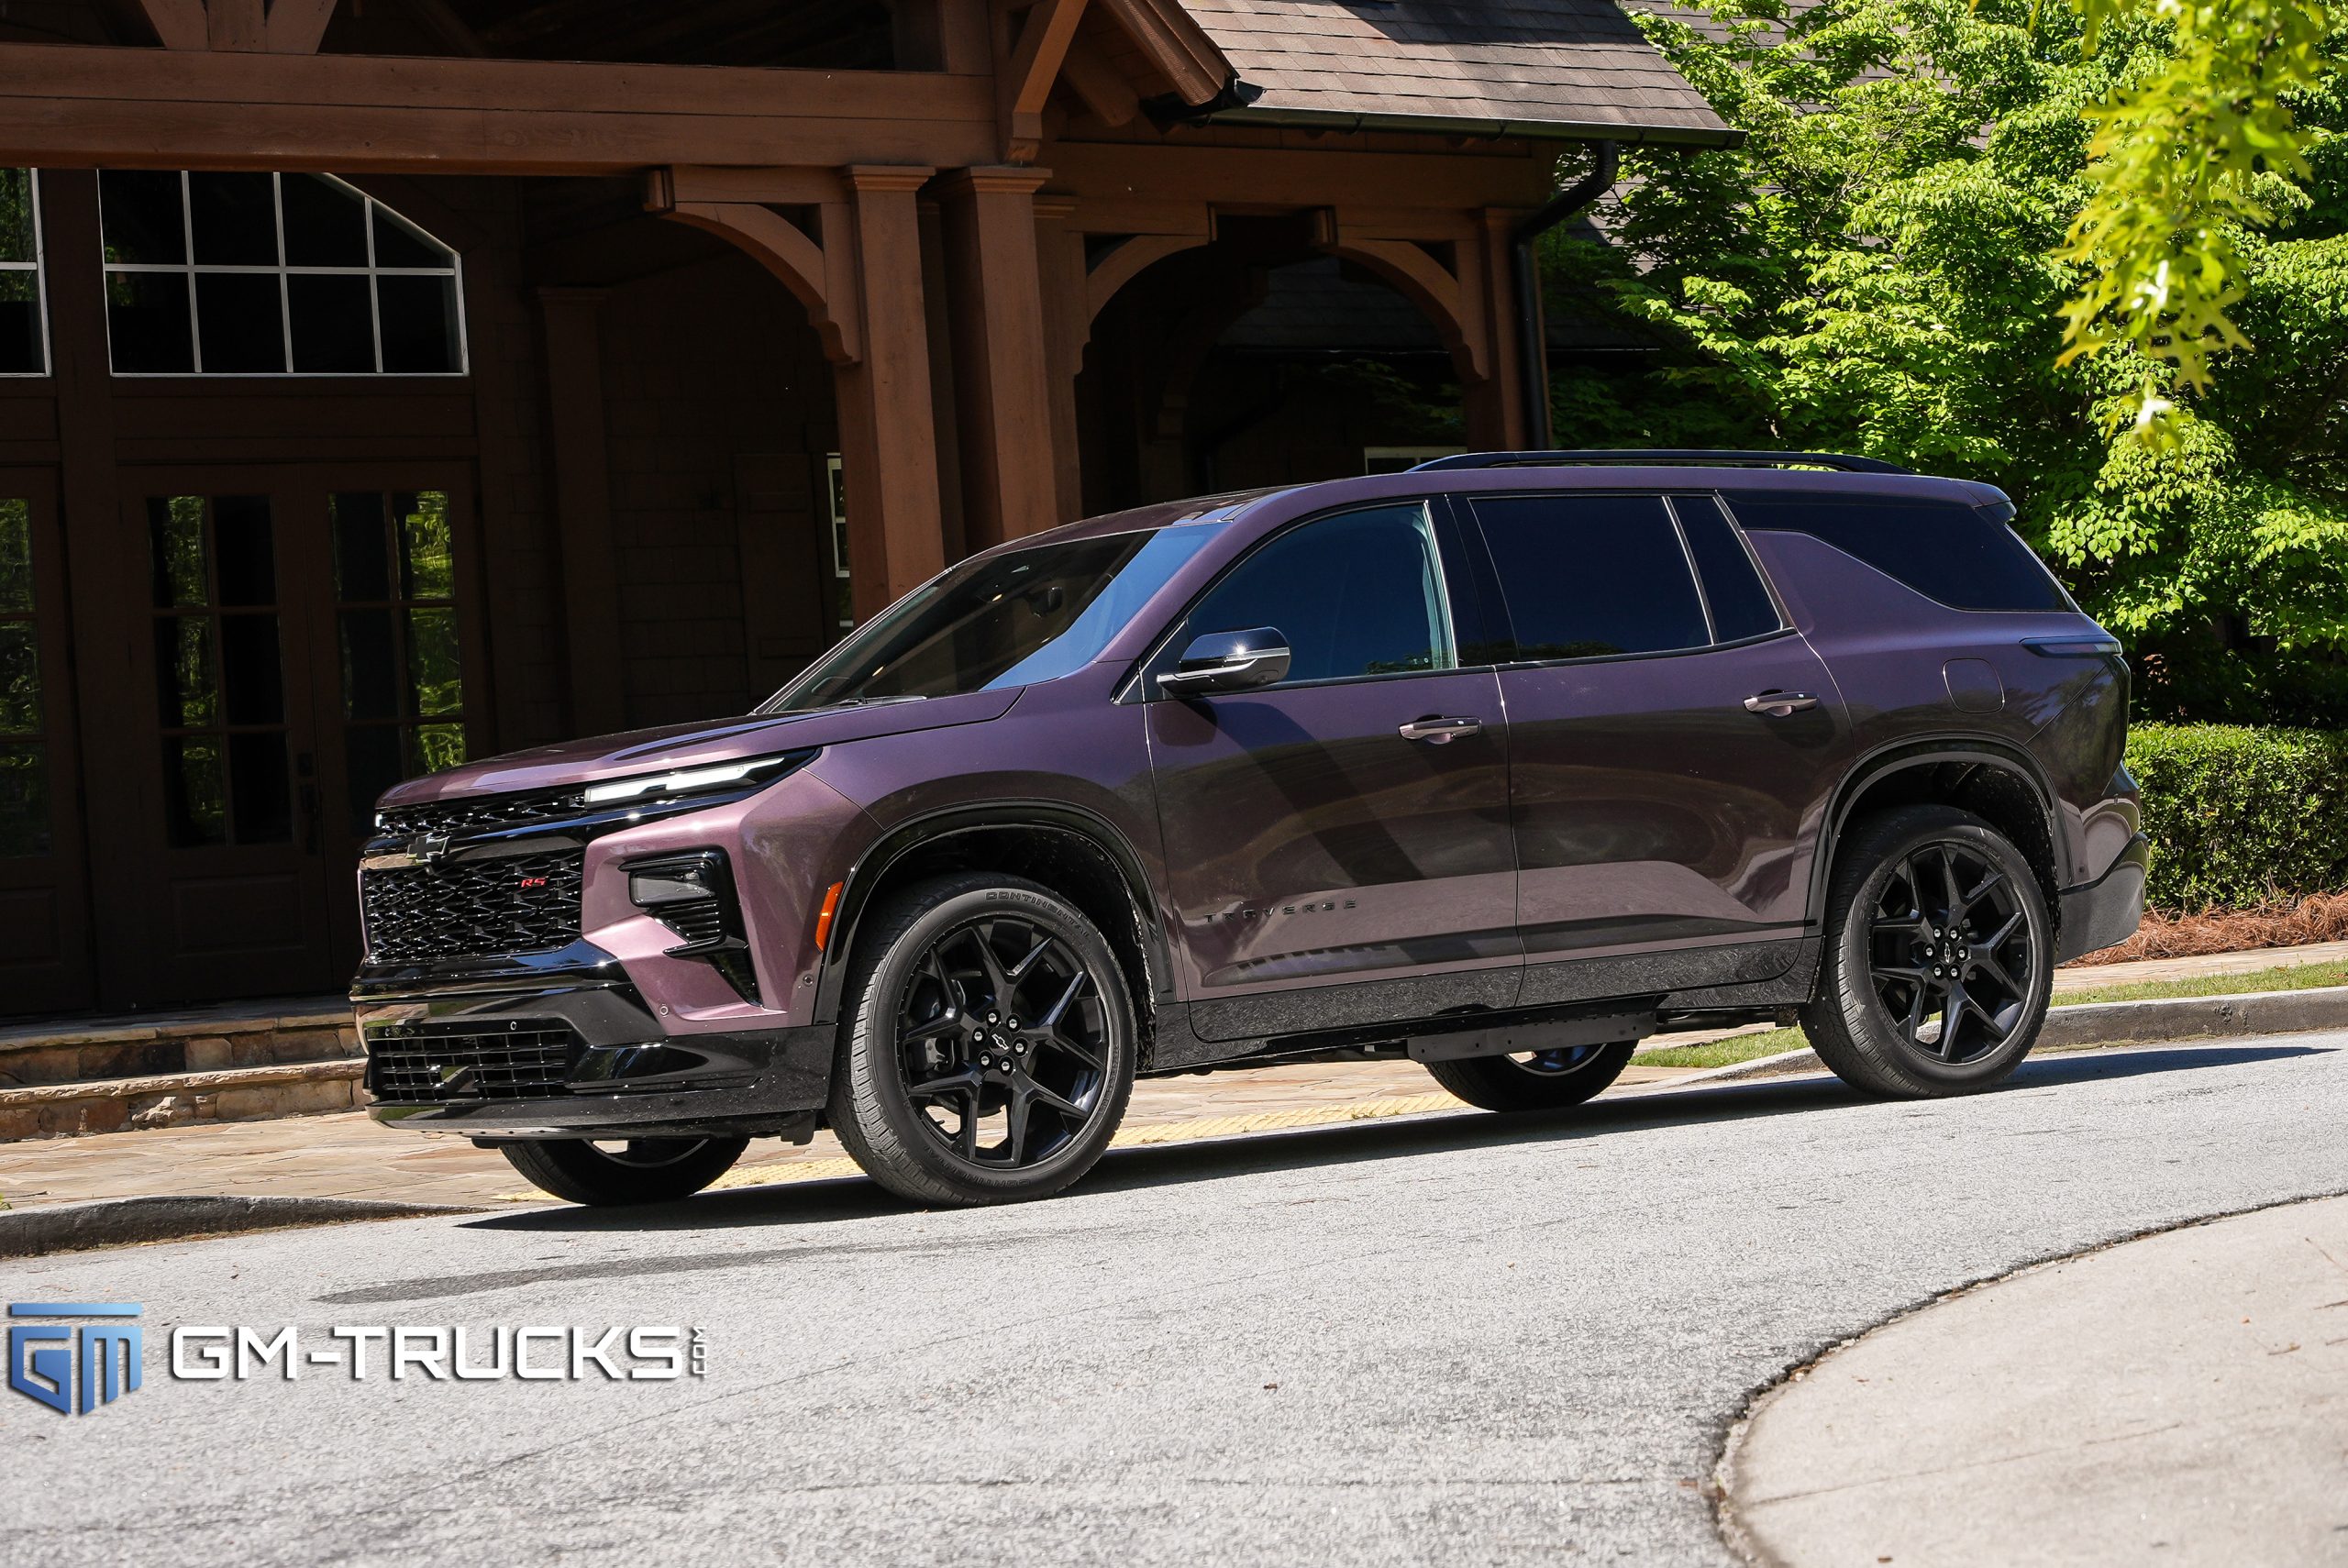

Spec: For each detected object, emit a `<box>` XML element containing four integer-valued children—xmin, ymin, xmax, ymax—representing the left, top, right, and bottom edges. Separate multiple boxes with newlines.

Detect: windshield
<box><xmin>761</xmin><ymin>525</ymin><xmax>1219</xmax><ymax>713</ymax></box>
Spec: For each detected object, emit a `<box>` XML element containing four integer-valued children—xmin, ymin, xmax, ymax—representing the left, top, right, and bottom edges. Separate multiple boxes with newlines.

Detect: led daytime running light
<box><xmin>583</xmin><ymin>757</ymin><xmax>778</xmax><ymax>808</ymax></box>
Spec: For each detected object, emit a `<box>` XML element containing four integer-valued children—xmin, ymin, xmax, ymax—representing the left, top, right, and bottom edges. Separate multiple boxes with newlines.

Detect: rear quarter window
<box><xmin>1724</xmin><ymin>493</ymin><xmax>2069</xmax><ymax>613</ymax></box>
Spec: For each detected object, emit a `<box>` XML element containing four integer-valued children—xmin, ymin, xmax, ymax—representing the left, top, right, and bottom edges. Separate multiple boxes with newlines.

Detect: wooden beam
<box><xmin>265</xmin><ymin>0</ymin><xmax>341</xmax><ymax>54</ymax></box>
<box><xmin>1061</xmin><ymin>38</ymin><xmax>1139</xmax><ymax>127</ymax></box>
<box><xmin>208</xmin><ymin>0</ymin><xmax>266</xmax><ymax>50</ymax></box>
<box><xmin>1047</xmin><ymin>140</ymin><xmax>1554</xmax><ymax>214</ymax></box>
<box><xmin>999</xmin><ymin>0</ymin><xmax>1090</xmax><ymax>164</ymax></box>
<box><xmin>1092</xmin><ymin>0</ymin><xmax>1225</xmax><ymax>105</ymax></box>
<box><xmin>1324</xmin><ymin>230</ymin><xmax>1484</xmax><ymax>379</ymax></box>
<box><xmin>134</xmin><ymin>0</ymin><xmax>208</xmax><ymax>49</ymax></box>
<box><xmin>657</xmin><ymin>165</ymin><xmax>847</xmax><ymax>206</ymax></box>
<box><xmin>0</xmin><ymin>43</ymin><xmax>998</xmax><ymax>175</ymax></box>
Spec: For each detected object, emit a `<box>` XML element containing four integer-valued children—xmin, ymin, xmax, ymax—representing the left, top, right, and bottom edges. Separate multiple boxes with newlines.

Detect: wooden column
<box><xmin>1034</xmin><ymin>194</ymin><xmax>1089</xmax><ymax>526</ymax></box>
<box><xmin>835</xmin><ymin>165</ymin><xmax>946</xmax><ymax>619</ymax></box>
<box><xmin>939</xmin><ymin>166</ymin><xmax>1059</xmax><ymax>547</ymax></box>
<box><xmin>536</xmin><ymin>288</ymin><xmax>626</xmax><ymax>737</ymax></box>
<box><xmin>40</xmin><ymin>171</ymin><xmax>150</xmax><ymax>1005</ymax></box>
<box><xmin>1468</xmin><ymin>212</ymin><xmax>1531</xmax><ymax>450</ymax></box>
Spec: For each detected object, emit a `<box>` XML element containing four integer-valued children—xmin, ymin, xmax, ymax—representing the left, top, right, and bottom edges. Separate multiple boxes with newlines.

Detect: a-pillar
<box><xmin>939</xmin><ymin>166</ymin><xmax>1061</xmax><ymax>547</ymax></box>
<box><xmin>835</xmin><ymin>165</ymin><xmax>947</xmax><ymax>620</ymax></box>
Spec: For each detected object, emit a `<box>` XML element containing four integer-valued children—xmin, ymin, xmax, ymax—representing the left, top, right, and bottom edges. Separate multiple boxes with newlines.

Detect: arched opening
<box><xmin>1076</xmin><ymin>214</ymin><xmax>1473</xmax><ymax>514</ymax></box>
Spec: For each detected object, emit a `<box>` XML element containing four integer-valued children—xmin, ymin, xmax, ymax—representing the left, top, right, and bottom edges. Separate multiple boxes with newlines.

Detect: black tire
<box><xmin>1423</xmin><ymin>1042</ymin><xmax>1636</xmax><ymax>1112</ymax></box>
<box><xmin>500</xmin><ymin>1136</ymin><xmax>748</xmax><ymax>1207</ymax></box>
<box><xmin>828</xmin><ymin>873</ymin><xmax>1137</xmax><ymax>1207</ymax></box>
<box><xmin>1801</xmin><ymin>804</ymin><xmax>2054</xmax><ymax>1099</ymax></box>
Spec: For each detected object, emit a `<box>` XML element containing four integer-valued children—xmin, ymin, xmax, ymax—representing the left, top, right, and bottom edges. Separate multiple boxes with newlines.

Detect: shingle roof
<box><xmin>1179</xmin><ymin>0</ymin><xmax>1735</xmax><ymax>145</ymax></box>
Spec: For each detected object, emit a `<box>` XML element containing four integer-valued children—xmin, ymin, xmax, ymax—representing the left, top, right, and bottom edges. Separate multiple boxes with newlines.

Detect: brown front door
<box><xmin>114</xmin><ymin>469</ymin><xmax>484</xmax><ymax>1003</ymax></box>
<box><xmin>0</xmin><ymin>469</ymin><xmax>96</xmax><ymax>1013</ymax></box>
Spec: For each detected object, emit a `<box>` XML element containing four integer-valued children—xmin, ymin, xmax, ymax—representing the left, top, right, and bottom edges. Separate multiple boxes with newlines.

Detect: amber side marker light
<box><xmin>814</xmin><ymin>882</ymin><xmax>845</xmax><ymax>952</ymax></box>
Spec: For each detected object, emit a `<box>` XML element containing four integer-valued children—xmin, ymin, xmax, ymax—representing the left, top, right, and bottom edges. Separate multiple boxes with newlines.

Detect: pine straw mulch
<box><xmin>2062</xmin><ymin>890</ymin><xmax>2348</xmax><ymax>967</ymax></box>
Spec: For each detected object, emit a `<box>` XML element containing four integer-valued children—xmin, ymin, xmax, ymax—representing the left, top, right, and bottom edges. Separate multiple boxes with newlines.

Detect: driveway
<box><xmin>7</xmin><ymin>1036</ymin><xmax>2346</xmax><ymax>1567</ymax></box>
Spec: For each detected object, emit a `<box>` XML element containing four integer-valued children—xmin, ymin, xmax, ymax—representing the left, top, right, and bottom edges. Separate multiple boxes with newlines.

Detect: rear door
<box><xmin>1144</xmin><ymin>500</ymin><xmax>1519</xmax><ymax>1040</ymax></box>
<box><xmin>1459</xmin><ymin>490</ymin><xmax>1854</xmax><ymax>1004</ymax></box>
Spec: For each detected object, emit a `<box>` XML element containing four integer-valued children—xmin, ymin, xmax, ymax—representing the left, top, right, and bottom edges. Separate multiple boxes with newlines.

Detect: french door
<box><xmin>115</xmin><ymin>466</ymin><xmax>485</xmax><ymax>1002</ymax></box>
<box><xmin>0</xmin><ymin>469</ymin><xmax>95</xmax><ymax>1013</ymax></box>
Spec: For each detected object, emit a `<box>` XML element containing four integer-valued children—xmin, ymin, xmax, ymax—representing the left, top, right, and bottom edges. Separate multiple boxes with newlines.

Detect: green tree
<box><xmin>1551</xmin><ymin>0</ymin><xmax>2348</xmax><ymax>724</ymax></box>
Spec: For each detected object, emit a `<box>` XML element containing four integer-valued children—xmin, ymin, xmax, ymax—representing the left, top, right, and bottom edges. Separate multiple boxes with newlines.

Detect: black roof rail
<box><xmin>1410</xmin><ymin>448</ymin><xmax>1913</xmax><ymax>475</ymax></box>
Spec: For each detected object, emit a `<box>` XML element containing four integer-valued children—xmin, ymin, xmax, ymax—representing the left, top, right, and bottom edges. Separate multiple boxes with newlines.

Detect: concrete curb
<box><xmin>1645</xmin><ymin>985</ymin><xmax>2348</xmax><ymax>1088</ymax></box>
<box><xmin>0</xmin><ymin>1195</ymin><xmax>482</xmax><ymax>1260</ymax></box>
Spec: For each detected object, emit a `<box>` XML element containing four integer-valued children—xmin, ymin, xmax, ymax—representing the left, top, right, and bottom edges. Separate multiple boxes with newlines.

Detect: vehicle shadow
<box><xmin>459</xmin><ymin>1042</ymin><xmax>2328</xmax><ymax>1239</ymax></box>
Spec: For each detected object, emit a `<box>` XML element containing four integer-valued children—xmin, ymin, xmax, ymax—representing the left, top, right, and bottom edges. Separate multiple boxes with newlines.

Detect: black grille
<box><xmin>365</xmin><ymin>1022</ymin><xmax>578</xmax><ymax>1104</ymax></box>
<box><xmin>377</xmin><ymin>786</ymin><xmax>589</xmax><ymax>841</ymax></box>
<box><xmin>362</xmin><ymin>849</ymin><xmax>584</xmax><ymax>966</ymax></box>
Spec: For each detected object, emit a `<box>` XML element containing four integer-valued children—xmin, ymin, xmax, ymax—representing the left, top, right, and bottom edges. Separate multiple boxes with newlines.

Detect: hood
<box><xmin>378</xmin><ymin>687</ymin><xmax>1024</xmax><ymax>807</ymax></box>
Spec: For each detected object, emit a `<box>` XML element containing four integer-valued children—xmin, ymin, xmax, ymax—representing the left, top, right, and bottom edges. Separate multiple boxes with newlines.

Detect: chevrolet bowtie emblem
<box><xmin>412</xmin><ymin>833</ymin><xmax>455</xmax><ymax>867</ymax></box>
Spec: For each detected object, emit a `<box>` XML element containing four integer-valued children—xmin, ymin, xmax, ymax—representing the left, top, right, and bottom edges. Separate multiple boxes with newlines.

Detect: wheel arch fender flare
<box><xmin>1809</xmin><ymin>736</ymin><xmax>2067</xmax><ymax>928</ymax></box>
<box><xmin>813</xmin><ymin>801</ymin><xmax>1173</xmax><ymax>1026</ymax></box>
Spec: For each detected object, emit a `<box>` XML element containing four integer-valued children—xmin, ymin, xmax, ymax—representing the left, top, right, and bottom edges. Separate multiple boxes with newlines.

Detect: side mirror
<box><xmin>1157</xmin><ymin>626</ymin><xmax>1292</xmax><ymax>696</ymax></box>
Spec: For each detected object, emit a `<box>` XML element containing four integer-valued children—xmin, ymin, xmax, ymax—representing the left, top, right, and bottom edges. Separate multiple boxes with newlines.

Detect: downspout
<box><xmin>1512</xmin><ymin>140</ymin><xmax>1619</xmax><ymax>449</ymax></box>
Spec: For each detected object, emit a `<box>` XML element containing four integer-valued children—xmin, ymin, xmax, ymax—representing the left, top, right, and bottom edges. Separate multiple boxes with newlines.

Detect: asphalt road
<box><xmin>9</xmin><ymin>1035</ymin><xmax>2348</xmax><ymax>1568</ymax></box>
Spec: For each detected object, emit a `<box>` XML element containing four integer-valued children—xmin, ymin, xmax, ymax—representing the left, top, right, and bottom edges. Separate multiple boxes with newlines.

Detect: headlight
<box><xmin>583</xmin><ymin>751</ymin><xmax>813</xmax><ymax>810</ymax></box>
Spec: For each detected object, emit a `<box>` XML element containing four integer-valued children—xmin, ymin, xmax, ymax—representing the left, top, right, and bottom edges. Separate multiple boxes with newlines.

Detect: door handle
<box><xmin>1399</xmin><ymin>715</ymin><xmax>1484</xmax><ymax>744</ymax></box>
<box><xmin>1744</xmin><ymin>690</ymin><xmax>1821</xmax><ymax>717</ymax></box>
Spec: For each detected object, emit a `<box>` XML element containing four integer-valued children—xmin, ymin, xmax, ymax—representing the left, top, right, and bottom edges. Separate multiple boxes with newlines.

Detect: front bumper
<box><xmin>351</xmin><ymin>944</ymin><xmax>832</xmax><ymax>1141</ymax></box>
<box><xmin>2055</xmin><ymin>833</ymin><xmax>2151</xmax><ymax>965</ymax></box>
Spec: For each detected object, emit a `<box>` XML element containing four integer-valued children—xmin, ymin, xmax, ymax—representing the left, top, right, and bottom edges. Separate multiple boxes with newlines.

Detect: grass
<box><xmin>1629</xmin><ymin>958</ymin><xmax>2348</xmax><ymax>1071</ymax></box>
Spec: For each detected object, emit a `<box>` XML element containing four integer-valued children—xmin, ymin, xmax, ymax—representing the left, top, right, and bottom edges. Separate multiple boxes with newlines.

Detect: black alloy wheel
<box><xmin>1423</xmin><ymin>1041</ymin><xmax>1637</xmax><ymax>1112</ymax></box>
<box><xmin>1866</xmin><ymin>840</ymin><xmax>2039</xmax><ymax>1066</ymax></box>
<box><xmin>830</xmin><ymin>874</ymin><xmax>1136</xmax><ymax>1206</ymax></box>
<box><xmin>500</xmin><ymin>1135</ymin><xmax>748</xmax><ymax>1207</ymax></box>
<box><xmin>1804</xmin><ymin>804</ymin><xmax>2054</xmax><ymax>1098</ymax></box>
<box><xmin>894</xmin><ymin>916</ymin><xmax>1114</xmax><ymax>1169</ymax></box>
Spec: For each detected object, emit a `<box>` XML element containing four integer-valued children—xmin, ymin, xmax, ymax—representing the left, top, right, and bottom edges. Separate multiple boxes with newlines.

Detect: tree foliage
<box><xmin>2059</xmin><ymin>1</ymin><xmax>2332</xmax><ymax>436</ymax></box>
<box><xmin>1551</xmin><ymin>0</ymin><xmax>2348</xmax><ymax>724</ymax></box>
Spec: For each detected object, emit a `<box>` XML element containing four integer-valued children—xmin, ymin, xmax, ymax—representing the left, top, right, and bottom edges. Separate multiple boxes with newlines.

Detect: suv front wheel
<box><xmin>829</xmin><ymin>874</ymin><xmax>1137</xmax><ymax>1206</ymax></box>
<box><xmin>1803</xmin><ymin>804</ymin><xmax>2054</xmax><ymax>1098</ymax></box>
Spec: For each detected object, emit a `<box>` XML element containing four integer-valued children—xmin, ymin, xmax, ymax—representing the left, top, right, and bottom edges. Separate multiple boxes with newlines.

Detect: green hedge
<box><xmin>2125</xmin><ymin>724</ymin><xmax>2348</xmax><ymax>911</ymax></box>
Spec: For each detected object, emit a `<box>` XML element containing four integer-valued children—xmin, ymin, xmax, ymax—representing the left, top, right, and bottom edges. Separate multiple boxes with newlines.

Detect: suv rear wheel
<box><xmin>500</xmin><ymin>1136</ymin><xmax>748</xmax><ymax>1207</ymax></box>
<box><xmin>1803</xmin><ymin>804</ymin><xmax>2053</xmax><ymax>1098</ymax></box>
<box><xmin>1423</xmin><ymin>1043</ymin><xmax>1636</xmax><ymax>1112</ymax></box>
<box><xmin>828</xmin><ymin>874</ymin><xmax>1137</xmax><ymax>1206</ymax></box>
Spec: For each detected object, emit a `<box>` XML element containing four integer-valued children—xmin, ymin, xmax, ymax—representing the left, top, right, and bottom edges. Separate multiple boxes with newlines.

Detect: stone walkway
<box><xmin>5</xmin><ymin>940</ymin><xmax>2340</xmax><ymax>1212</ymax></box>
<box><xmin>0</xmin><ymin>1056</ymin><xmax>1696</xmax><ymax>1209</ymax></box>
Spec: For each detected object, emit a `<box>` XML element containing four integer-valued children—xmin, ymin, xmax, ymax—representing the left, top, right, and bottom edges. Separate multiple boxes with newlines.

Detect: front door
<box><xmin>112</xmin><ymin>469</ymin><xmax>483</xmax><ymax>1002</ymax></box>
<box><xmin>1456</xmin><ymin>491</ymin><xmax>1853</xmax><ymax>1004</ymax></box>
<box><xmin>1145</xmin><ymin>501</ymin><xmax>1518</xmax><ymax>1042</ymax></box>
<box><xmin>0</xmin><ymin>469</ymin><xmax>95</xmax><ymax>1012</ymax></box>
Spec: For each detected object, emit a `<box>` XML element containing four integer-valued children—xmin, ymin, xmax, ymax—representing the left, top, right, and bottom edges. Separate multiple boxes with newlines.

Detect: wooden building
<box><xmin>0</xmin><ymin>0</ymin><xmax>1728</xmax><ymax>1015</ymax></box>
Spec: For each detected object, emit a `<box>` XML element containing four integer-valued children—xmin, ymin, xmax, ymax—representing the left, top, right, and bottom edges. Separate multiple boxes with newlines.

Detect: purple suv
<box><xmin>353</xmin><ymin>451</ymin><xmax>2146</xmax><ymax>1208</ymax></box>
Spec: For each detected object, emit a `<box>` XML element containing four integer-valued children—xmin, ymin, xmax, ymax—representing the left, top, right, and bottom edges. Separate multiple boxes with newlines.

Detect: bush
<box><xmin>2125</xmin><ymin>724</ymin><xmax>2348</xmax><ymax>911</ymax></box>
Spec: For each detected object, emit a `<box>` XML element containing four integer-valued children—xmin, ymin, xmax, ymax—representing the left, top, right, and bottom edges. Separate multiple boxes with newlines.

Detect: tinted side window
<box><xmin>1726</xmin><ymin>493</ymin><xmax>2069</xmax><ymax>613</ymax></box>
<box><xmin>1468</xmin><ymin>493</ymin><xmax>1709</xmax><ymax>660</ymax></box>
<box><xmin>1673</xmin><ymin>496</ymin><xmax>1783</xmax><ymax>642</ymax></box>
<box><xmin>1185</xmin><ymin>502</ymin><xmax>1456</xmax><ymax>684</ymax></box>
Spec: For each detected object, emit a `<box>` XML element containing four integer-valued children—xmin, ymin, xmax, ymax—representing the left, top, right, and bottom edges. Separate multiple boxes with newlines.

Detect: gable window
<box><xmin>99</xmin><ymin>171</ymin><xmax>465</xmax><ymax>377</ymax></box>
<box><xmin>0</xmin><ymin>170</ymin><xmax>47</xmax><ymax>376</ymax></box>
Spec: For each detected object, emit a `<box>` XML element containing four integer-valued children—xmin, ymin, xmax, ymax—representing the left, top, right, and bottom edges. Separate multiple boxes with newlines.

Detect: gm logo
<box><xmin>8</xmin><ymin>1303</ymin><xmax>141</xmax><ymax>1415</ymax></box>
